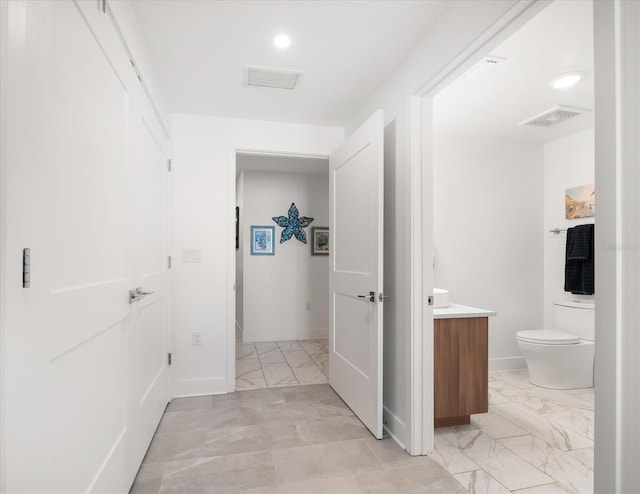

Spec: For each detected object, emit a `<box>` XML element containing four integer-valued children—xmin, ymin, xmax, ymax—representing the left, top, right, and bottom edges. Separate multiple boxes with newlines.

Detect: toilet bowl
<box><xmin>516</xmin><ymin>301</ymin><xmax>595</xmax><ymax>390</ymax></box>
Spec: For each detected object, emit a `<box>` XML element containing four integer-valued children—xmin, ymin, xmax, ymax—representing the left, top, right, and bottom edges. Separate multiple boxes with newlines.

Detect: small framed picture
<box><xmin>311</xmin><ymin>227</ymin><xmax>329</xmax><ymax>255</ymax></box>
<box><xmin>250</xmin><ymin>225</ymin><xmax>275</xmax><ymax>256</ymax></box>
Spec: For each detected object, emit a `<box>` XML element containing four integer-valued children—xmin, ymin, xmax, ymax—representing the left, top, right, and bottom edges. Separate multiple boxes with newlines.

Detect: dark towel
<box><xmin>564</xmin><ymin>224</ymin><xmax>594</xmax><ymax>295</ymax></box>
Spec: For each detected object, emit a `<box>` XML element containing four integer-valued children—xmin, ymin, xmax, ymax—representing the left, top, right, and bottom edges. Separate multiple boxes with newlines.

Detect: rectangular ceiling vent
<box><xmin>520</xmin><ymin>105</ymin><xmax>590</xmax><ymax>128</ymax></box>
<box><xmin>244</xmin><ymin>66</ymin><xmax>303</xmax><ymax>91</ymax></box>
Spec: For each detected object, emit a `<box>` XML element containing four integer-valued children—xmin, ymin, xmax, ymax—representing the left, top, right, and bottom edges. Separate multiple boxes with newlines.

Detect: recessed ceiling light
<box><xmin>550</xmin><ymin>71</ymin><xmax>584</xmax><ymax>89</ymax></box>
<box><xmin>273</xmin><ymin>34</ymin><xmax>291</xmax><ymax>49</ymax></box>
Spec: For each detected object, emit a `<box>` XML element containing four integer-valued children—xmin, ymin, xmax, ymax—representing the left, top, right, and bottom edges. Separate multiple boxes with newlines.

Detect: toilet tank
<box><xmin>552</xmin><ymin>301</ymin><xmax>595</xmax><ymax>341</ymax></box>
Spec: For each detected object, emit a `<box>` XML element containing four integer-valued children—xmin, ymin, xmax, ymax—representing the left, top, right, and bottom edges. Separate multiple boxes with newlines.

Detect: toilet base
<box><xmin>517</xmin><ymin>339</ymin><xmax>595</xmax><ymax>390</ymax></box>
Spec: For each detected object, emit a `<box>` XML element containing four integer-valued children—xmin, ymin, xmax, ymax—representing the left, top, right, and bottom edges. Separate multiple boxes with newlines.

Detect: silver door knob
<box><xmin>129</xmin><ymin>287</ymin><xmax>155</xmax><ymax>304</ymax></box>
<box><xmin>357</xmin><ymin>291</ymin><xmax>376</xmax><ymax>302</ymax></box>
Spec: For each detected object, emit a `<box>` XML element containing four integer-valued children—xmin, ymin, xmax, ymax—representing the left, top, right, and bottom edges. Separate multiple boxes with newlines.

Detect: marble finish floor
<box><xmin>430</xmin><ymin>368</ymin><xmax>594</xmax><ymax>494</ymax></box>
<box><xmin>130</xmin><ymin>384</ymin><xmax>465</xmax><ymax>494</ymax></box>
<box><xmin>131</xmin><ymin>369</ymin><xmax>594</xmax><ymax>493</ymax></box>
<box><xmin>236</xmin><ymin>339</ymin><xmax>329</xmax><ymax>391</ymax></box>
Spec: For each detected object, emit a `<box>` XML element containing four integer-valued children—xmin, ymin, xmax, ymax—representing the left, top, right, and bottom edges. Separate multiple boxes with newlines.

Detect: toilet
<box><xmin>516</xmin><ymin>301</ymin><xmax>595</xmax><ymax>389</ymax></box>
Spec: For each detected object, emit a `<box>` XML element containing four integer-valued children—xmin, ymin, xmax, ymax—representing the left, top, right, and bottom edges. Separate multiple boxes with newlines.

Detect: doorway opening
<box><xmin>234</xmin><ymin>152</ymin><xmax>330</xmax><ymax>390</ymax></box>
<box><xmin>416</xmin><ymin>0</ymin><xmax>596</xmax><ymax>488</ymax></box>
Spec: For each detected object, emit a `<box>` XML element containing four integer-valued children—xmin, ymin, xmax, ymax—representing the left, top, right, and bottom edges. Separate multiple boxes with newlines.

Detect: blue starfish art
<box><xmin>272</xmin><ymin>203</ymin><xmax>314</xmax><ymax>244</ymax></box>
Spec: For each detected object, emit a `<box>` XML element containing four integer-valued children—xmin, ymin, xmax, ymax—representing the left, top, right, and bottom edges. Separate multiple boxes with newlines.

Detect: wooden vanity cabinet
<box><xmin>434</xmin><ymin>317</ymin><xmax>488</xmax><ymax>427</ymax></box>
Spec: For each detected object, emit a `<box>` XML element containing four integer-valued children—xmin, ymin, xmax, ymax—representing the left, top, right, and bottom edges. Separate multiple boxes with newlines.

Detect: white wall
<box><xmin>345</xmin><ymin>0</ymin><xmax>545</xmax><ymax>452</ymax></box>
<box><xmin>240</xmin><ymin>170</ymin><xmax>329</xmax><ymax>342</ymax></box>
<box><xmin>433</xmin><ymin>134</ymin><xmax>544</xmax><ymax>370</ymax></box>
<box><xmin>543</xmin><ymin>129</ymin><xmax>595</xmax><ymax>327</ymax></box>
<box><xmin>171</xmin><ymin>114</ymin><xmax>343</xmax><ymax>397</ymax></box>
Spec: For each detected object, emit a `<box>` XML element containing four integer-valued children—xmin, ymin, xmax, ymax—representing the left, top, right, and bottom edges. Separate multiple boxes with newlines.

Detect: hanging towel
<box><xmin>564</xmin><ymin>224</ymin><xmax>594</xmax><ymax>295</ymax></box>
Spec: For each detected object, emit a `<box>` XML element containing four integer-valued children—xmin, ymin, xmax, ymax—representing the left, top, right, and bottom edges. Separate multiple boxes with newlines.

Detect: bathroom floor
<box><xmin>131</xmin><ymin>368</ymin><xmax>594</xmax><ymax>493</ymax></box>
<box><xmin>431</xmin><ymin>368</ymin><xmax>594</xmax><ymax>493</ymax></box>
<box><xmin>236</xmin><ymin>339</ymin><xmax>329</xmax><ymax>391</ymax></box>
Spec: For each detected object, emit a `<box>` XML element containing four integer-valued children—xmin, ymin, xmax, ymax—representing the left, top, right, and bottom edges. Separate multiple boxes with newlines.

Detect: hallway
<box><xmin>236</xmin><ymin>339</ymin><xmax>329</xmax><ymax>390</ymax></box>
<box><xmin>130</xmin><ymin>384</ymin><xmax>464</xmax><ymax>494</ymax></box>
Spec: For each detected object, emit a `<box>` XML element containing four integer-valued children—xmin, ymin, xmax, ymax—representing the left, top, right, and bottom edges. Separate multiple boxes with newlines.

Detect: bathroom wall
<box><xmin>543</xmin><ymin>128</ymin><xmax>595</xmax><ymax>327</ymax></box>
<box><xmin>239</xmin><ymin>170</ymin><xmax>329</xmax><ymax>342</ymax></box>
<box><xmin>433</xmin><ymin>134</ymin><xmax>544</xmax><ymax>370</ymax></box>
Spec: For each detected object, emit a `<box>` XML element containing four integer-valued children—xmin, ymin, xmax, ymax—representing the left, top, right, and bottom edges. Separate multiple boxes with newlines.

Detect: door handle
<box><xmin>357</xmin><ymin>291</ymin><xmax>376</xmax><ymax>302</ymax></box>
<box><xmin>129</xmin><ymin>287</ymin><xmax>155</xmax><ymax>304</ymax></box>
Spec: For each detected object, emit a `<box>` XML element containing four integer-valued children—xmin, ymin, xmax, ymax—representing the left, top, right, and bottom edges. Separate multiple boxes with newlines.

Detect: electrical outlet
<box><xmin>192</xmin><ymin>332</ymin><xmax>202</xmax><ymax>346</ymax></box>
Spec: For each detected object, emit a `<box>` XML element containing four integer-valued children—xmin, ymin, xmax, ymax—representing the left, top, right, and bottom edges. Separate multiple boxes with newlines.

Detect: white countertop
<box><xmin>433</xmin><ymin>303</ymin><xmax>497</xmax><ymax>319</ymax></box>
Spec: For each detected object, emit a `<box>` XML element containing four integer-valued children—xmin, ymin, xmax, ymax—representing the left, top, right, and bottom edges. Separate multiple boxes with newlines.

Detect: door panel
<box><xmin>329</xmin><ymin>110</ymin><xmax>384</xmax><ymax>438</ymax></box>
<box><xmin>4</xmin><ymin>1</ymin><xmax>170</xmax><ymax>491</ymax></box>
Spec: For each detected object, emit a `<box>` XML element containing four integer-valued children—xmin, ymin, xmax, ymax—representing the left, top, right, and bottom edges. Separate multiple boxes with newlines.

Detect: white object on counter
<box><xmin>433</xmin><ymin>303</ymin><xmax>496</xmax><ymax>319</ymax></box>
<box><xmin>433</xmin><ymin>288</ymin><xmax>449</xmax><ymax>308</ymax></box>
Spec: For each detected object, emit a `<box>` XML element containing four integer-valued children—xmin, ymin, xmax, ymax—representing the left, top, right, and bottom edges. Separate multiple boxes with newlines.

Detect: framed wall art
<box><xmin>250</xmin><ymin>225</ymin><xmax>275</xmax><ymax>256</ymax></box>
<box><xmin>311</xmin><ymin>227</ymin><xmax>329</xmax><ymax>255</ymax></box>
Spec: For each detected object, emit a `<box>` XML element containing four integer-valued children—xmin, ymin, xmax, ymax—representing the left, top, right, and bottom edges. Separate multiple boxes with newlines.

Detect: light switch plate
<box><xmin>181</xmin><ymin>248</ymin><xmax>203</xmax><ymax>263</ymax></box>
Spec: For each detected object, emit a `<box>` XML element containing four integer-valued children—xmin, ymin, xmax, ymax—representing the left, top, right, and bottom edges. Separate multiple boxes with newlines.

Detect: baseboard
<box><xmin>382</xmin><ymin>405</ymin><xmax>408</xmax><ymax>452</ymax></box>
<box><xmin>489</xmin><ymin>356</ymin><xmax>527</xmax><ymax>372</ymax></box>
<box><xmin>299</xmin><ymin>328</ymin><xmax>328</xmax><ymax>340</ymax></box>
<box><xmin>173</xmin><ymin>376</ymin><xmax>230</xmax><ymax>398</ymax></box>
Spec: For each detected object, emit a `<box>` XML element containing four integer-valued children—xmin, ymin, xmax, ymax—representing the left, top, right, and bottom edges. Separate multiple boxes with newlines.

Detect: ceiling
<box><xmin>131</xmin><ymin>0</ymin><xmax>450</xmax><ymax>127</ymax></box>
<box><xmin>237</xmin><ymin>153</ymin><xmax>328</xmax><ymax>177</ymax></box>
<box><xmin>434</xmin><ymin>0</ymin><xmax>594</xmax><ymax>145</ymax></box>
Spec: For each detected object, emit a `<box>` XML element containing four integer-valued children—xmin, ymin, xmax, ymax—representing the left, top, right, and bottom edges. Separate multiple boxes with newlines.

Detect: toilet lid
<box><xmin>516</xmin><ymin>329</ymin><xmax>579</xmax><ymax>345</ymax></box>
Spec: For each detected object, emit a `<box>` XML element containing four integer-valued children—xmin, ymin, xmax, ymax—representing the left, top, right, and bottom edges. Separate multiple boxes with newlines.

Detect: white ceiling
<box><xmin>237</xmin><ymin>153</ymin><xmax>328</xmax><ymax>177</ymax></box>
<box><xmin>131</xmin><ymin>0</ymin><xmax>450</xmax><ymax>127</ymax></box>
<box><xmin>434</xmin><ymin>0</ymin><xmax>594</xmax><ymax>145</ymax></box>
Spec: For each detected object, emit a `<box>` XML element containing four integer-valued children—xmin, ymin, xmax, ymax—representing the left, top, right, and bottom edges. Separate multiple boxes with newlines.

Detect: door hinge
<box><xmin>168</xmin><ymin>256</ymin><xmax>172</xmax><ymax>269</ymax></box>
<box><xmin>167</xmin><ymin>159</ymin><xmax>172</xmax><ymax>172</ymax></box>
<box><xmin>168</xmin><ymin>352</ymin><xmax>172</xmax><ymax>366</ymax></box>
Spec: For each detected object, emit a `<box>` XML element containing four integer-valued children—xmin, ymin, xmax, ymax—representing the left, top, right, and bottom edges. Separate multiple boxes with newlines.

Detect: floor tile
<box><xmin>165</xmin><ymin>396</ymin><xmax>212</xmax><ymax>413</ymax></box>
<box><xmin>237</xmin><ymin>343</ymin><xmax>257</xmax><ymax>360</ymax></box>
<box><xmin>262</xmin><ymin>363</ymin><xmax>298</xmax><ymax>387</ymax></box>
<box><xmin>271</xmin><ymin>439</ymin><xmax>380</xmax><ymax>484</ymax></box>
<box><xmin>130</xmin><ymin>462</ymin><xmax>166</xmax><ymax>494</ymax></box>
<box><xmin>281</xmin><ymin>349</ymin><xmax>315</xmax><ymax>369</ymax></box>
<box><xmin>545</xmin><ymin>406</ymin><xmax>594</xmax><ymax>440</ymax></box>
<box><xmin>512</xmin><ymin>482</ymin><xmax>576</xmax><ymax>493</ymax></box>
<box><xmin>236</xmin><ymin>370</ymin><xmax>268</xmax><ymax>391</ymax></box>
<box><xmin>429</xmin><ymin>432</ymin><xmax>479</xmax><ymax>474</ymax></box>
<box><xmin>256</xmin><ymin>343</ymin><xmax>287</xmax><ymax>364</ymax></box>
<box><xmin>491</xmin><ymin>403</ymin><xmax>593</xmax><ymax>451</ymax></box>
<box><xmin>291</xmin><ymin>364</ymin><xmax>328</xmax><ymax>384</ymax></box>
<box><xmin>159</xmin><ymin>451</ymin><xmax>277</xmax><ymax>493</ymax></box>
<box><xmin>453</xmin><ymin>469</ymin><xmax>512</xmax><ymax>494</ymax></box>
<box><xmin>295</xmin><ymin>415</ymin><xmax>371</xmax><ymax>445</ymax></box>
<box><xmin>440</xmin><ymin>428</ymin><xmax>555</xmax><ymax>491</ymax></box>
<box><xmin>362</xmin><ymin>436</ymin><xmax>417</xmax><ymax>468</ymax></box>
<box><xmin>240</xmin><ymin>475</ymin><xmax>363</xmax><ymax>494</ymax></box>
<box><xmin>471</xmin><ymin>410</ymin><xmax>529</xmax><ymax>439</ymax></box>
<box><xmin>355</xmin><ymin>459</ymin><xmax>466</xmax><ymax>494</ymax></box>
<box><xmin>501</xmin><ymin>435</ymin><xmax>594</xmax><ymax>494</ymax></box>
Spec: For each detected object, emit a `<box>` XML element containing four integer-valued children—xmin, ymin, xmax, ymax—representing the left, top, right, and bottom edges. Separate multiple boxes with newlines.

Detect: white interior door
<box><xmin>3</xmin><ymin>1</ymin><xmax>170</xmax><ymax>491</ymax></box>
<box><xmin>127</xmin><ymin>86</ymin><xmax>172</xmax><ymax>471</ymax></box>
<box><xmin>329</xmin><ymin>110</ymin><xmax>384</xmax><ymax>438</ymax></box>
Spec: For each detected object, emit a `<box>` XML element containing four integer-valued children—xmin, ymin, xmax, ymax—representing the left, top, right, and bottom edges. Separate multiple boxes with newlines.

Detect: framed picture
<box><xmin>250</xmin><ymin>225</ymin><xmax>275</xmax><ymax>256</ymax></box>
<box><xmin>311</xmin><ymin>227</ymin><xmax>329</xmax><ymax>255</ymax></box>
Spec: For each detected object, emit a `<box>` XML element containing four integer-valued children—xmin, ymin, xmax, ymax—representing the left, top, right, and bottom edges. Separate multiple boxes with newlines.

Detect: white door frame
<box><xmin>407</xmin><ymin>0</ymin><xmax>550</xmax><ymax>456</ymax></box>
<box><xmin>0</xmin><ymin>1</ymin><xmax>8</xmax><ymax>490</ymax></box>
<box><xmin>227</xmin><ymin>146</ymin><xmax>330</xmax><ymax>392</ymax></box>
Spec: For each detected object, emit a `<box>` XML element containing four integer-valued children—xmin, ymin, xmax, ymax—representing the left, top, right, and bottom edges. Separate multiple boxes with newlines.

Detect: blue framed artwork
<box><xmin>250</xmin><ymin>226</ymin><xmax>275</xmax><ymax>256</ymax></box>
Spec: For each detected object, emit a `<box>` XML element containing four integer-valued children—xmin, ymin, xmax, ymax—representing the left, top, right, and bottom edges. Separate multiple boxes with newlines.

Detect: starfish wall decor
<box><xmin>272</xmin><ymin>203</ymin><xmax>314</xmax><ymax>244</ymax></box>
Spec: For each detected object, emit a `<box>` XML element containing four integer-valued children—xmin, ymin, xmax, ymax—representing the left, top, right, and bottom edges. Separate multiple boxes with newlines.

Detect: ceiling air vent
<box><xmin>244</xmin><ymin>66</ymin><xmax>303</xmax><ymax>91</ymax></box>
<box><xmin>520</xmin><ymin>105</ymin><xmax>590</xmax><ymax>128</ymax></box>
